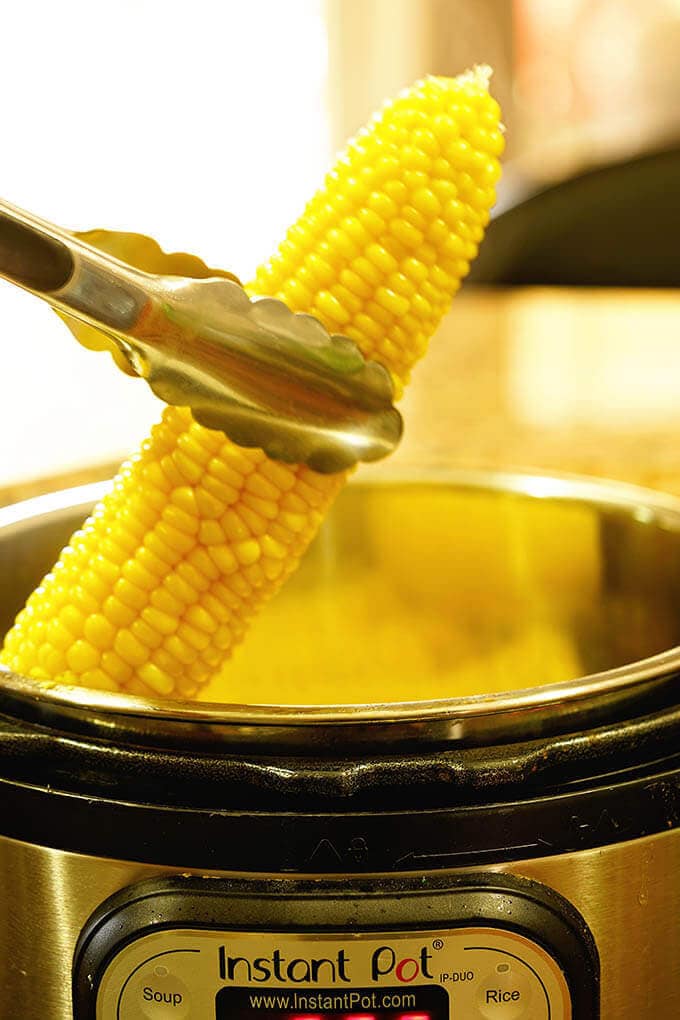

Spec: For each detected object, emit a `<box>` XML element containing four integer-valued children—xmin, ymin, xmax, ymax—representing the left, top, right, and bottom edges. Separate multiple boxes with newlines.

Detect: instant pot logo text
<box><xmin>218</xmin><ymin>944</ymin><xmax>433</xmax><ymax>984</ymax></box>
<box><xmin>219</xmin><ymin>948</ymin><xmax>351</xmax><ymax>984</ymax></box>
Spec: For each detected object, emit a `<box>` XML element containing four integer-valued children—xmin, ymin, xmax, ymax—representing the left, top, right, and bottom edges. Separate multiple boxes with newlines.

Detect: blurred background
<box><xmin>2</xmin><ymin>0</ymin><xmax>680</xmax><ymax>497</ymax></box>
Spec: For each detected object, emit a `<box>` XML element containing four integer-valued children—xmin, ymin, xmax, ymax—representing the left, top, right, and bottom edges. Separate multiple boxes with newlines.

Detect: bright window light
<box><xmin>1</xmin><ymin>0</ymin><xmax>330</xmax><ymax>485</ymax></box>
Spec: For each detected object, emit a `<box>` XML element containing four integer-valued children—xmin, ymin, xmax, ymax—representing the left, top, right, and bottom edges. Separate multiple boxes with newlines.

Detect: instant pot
<box><xmin>0</xmin><ymin>471</ymin><xmax>679</xmax><ymax>1019</ymax></box>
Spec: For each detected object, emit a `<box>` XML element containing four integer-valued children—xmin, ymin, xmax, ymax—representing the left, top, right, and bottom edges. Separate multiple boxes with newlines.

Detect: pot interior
<box><xmin>2</xmin><ymin>471</ymin><xmax>680</xmax><ymax>708</ymax></box>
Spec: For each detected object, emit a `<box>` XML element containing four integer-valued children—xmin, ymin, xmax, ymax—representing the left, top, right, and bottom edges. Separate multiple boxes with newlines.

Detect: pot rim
<box><xmin>2</xmin><ymin>468</ymin><xmax>680</xmax><ymax>749</ymax></box>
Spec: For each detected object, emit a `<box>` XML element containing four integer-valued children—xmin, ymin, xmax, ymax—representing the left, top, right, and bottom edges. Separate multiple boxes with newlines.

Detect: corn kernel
<box><xmin>200</xmin><ymin>474</ymin><xmax>240</xmax><ymax>506</ymax></box>
<box><xmin>202</xmin><ymin>593</ymin><xmax>232</xmax><ymax>624</ymax></box>
<box><xmin>151</xmin><ymin>648</ymin><xmax>184</xmax><ymax>678</ymax></box>
<box><xmin>260</xmin><ymin>535</ymin><xmax>287</xmax><ymax>561</ymax></box>
<box><xmin>162</xmin><ymin>504</ymin><xmax>200</xmax><ymax>536</ymax></box>
<box><xmin>47</xmin><ymin>619</ymin><xmax>75</xmax><ymax>651</ymax></box>
<box><xmin>186</xmin><ymin>548</ymin><xmax>220</xmax><ymax>581</ymax></box>
<box><xmin>131</xmin><ymin>618</ymin><xmax>164</xmax><ymax>650</ymax></box>
<box><xmin>234</xmin><ymin>540</ymin><xmax>261</xmax><ymax>566</ymax></box>
<box><xmin>163</xmin><ymin>572</ymin><xmax>196</xmax><ymax>604</ymax></box>
<box><xmin>114</xmin><ymin>578</ymin><xmax>148</xmax><ymax>612</ymax></box>
<box><xmin>80</xmin><ymin>668</ymin><xmax>117</xmax><ymax>692</ymax></box>
<box><xmin>144</xmin><ymin>532</ymin><xmax>178</xmax><ymax>565</ymax></box>
<box><xmin>177</xmin><ymin>562</ymin><xmax>210</xmax><ymax>593</ymax></box>
<box><xmin>101</xmin><ymin>650</ymin><xmax>133</xmax><ymax>683</ymax></box>
<box><xmin>138</xmin><ymin>662</ymin><xmax>175</xmax><ymax>696</ymax></box>
<box><xmin>177</xmin><ymin>622</ymin><xmax>210</xmax><ymax>652</ymax></box>
<box><xmin>155</xmin><ymin>521</ymin><xmax>195</xmax><ymax>557</ymax></box>
<box><xmin>114</xmin><ymin>630</ymin><xmax>148</xmax><ymax>668</ymax></box>
<box><xmin>185</xmin><ymin>605</ymin><xmax>218</xmax><ymax>634</ymax></box>
<box><xmin>315</xmin><ymin>290</ymin><xmax>351</xmax><ymax>326</ymax></box>
<box><xmin>173</xmin><ymin>451</ymin><xmax>203</xmax><ymax>485</ymax></box>
<box><xmin>141</xmin><ymin>606</ymin><xmax>178</xmax><ymax>636</ymax></box>
<box><xmin>163</xmin><ymin>634</ymin><xmax>196</xmax><ymax>667</ymax></box>
<box><xmin>83</xmin><ymin>607</ymin><xmax>115</xmax><ymax>648</ymax></box>
<box><xmin>66</xmin><ymin>640</ymin><xmax>100</xmax><ymax>673</ymax></box>
<box><xmin>195</xmin><ymin>487</ymin><xmax>227</xmax><ymax>519</ymax></box>
<box><xmin>199</xmin><ymin>520</ymin><xmax>224</xmax><ymax>546</ymax></box>
<box><xmin>121</xmin><ymin>560</ymin><xmax>157</xmax><ymax>593</ymax></box>
<box><xmin>207</xmin><ymin>545</ymin><xmax>238</xmax><ymax>574</ymax></box>
<box><xmin>170</xmin><ymin>486</ymin><xmax>199</xmax><ymax>516</ymax></box>
<box><xmin>150</xmin><ymin>587</ymin><xmax>185</xmax><ymax>617</ymax></box>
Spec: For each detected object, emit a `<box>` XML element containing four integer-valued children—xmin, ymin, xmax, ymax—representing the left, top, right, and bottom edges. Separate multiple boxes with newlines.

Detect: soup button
<box><xmin>475</xmin><ymin>963</ymin><xmax>535</xmax><ymax>1018</ymax></box>
<box><xmin>131</xmin><ymin>966</ymin><xmax>190</xmax><ymax>1018</ymax></box>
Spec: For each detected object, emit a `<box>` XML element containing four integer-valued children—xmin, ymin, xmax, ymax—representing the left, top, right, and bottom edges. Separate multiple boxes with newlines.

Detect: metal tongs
<box><xmin>0</xmin><ymin>199</ymin><xmax>402</xmax><ymax>472</ymax></box>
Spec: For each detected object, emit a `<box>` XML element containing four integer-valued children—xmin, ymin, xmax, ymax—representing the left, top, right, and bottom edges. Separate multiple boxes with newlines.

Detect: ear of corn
<box><xmin>1</xmin><ymin>69</ymin><xmax>503</xmax><ymax>699</ymax></box>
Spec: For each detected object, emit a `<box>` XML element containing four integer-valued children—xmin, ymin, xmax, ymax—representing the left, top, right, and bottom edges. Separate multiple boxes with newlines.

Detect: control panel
<box><xmin>73</xmin><ymin>875</ymin><xmax>599</xmax><ymax>1019</ymax></box>
<box><xmin>94</xmin><ymin>927</ymin><xmax>568</xmax><ymax>1019</ymax></box>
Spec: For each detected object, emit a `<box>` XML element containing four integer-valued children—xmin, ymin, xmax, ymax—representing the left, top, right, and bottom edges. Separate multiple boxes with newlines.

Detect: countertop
<box><xmin>3</xmin><ymin>286</ymin><xmax>680</xmax><ymax>507</ymax></box>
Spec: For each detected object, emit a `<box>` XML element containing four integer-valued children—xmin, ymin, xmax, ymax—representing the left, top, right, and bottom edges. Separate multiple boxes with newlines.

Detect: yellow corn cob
<box><xmin>1</xmin><ymin>69</ymin><xmax>503</xmax><ymax>699</ymax></box>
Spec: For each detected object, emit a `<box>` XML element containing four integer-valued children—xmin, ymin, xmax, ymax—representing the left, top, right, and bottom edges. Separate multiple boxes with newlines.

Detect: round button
<box><xmin>132</xmin><ymin>967</ymin><xmax>190</xmax><ymax>1019</ymax></box>
<box><xmin>475</xmin><ymin>960</ymin><xmax>535</xmax><ymax>1018</ymax></box>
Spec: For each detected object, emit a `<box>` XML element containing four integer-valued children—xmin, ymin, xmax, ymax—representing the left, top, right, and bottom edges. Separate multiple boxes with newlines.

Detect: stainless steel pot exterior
<box><xmin>2</xmin><ymin>471</ymin><xmax>680</xmax><ymax>1019</ymax></box>
<box><xmin>0</xmin><ymin>829</ymin><xmax>677</xmax><ymax>1019</ymax></box>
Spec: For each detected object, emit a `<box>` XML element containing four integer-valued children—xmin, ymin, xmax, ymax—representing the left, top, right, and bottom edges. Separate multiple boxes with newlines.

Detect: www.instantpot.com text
<box><xmin>248</xmin><ymin>991</ymin><xmax>418</xmax><ymax>1012</ymax></box>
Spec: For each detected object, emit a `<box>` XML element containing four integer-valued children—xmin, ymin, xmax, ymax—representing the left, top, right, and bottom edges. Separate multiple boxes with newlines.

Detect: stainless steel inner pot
<box><xmin>2</xmin><ymin>468</ymin><xmax>680</xmax><ymax>750</ymax></box>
